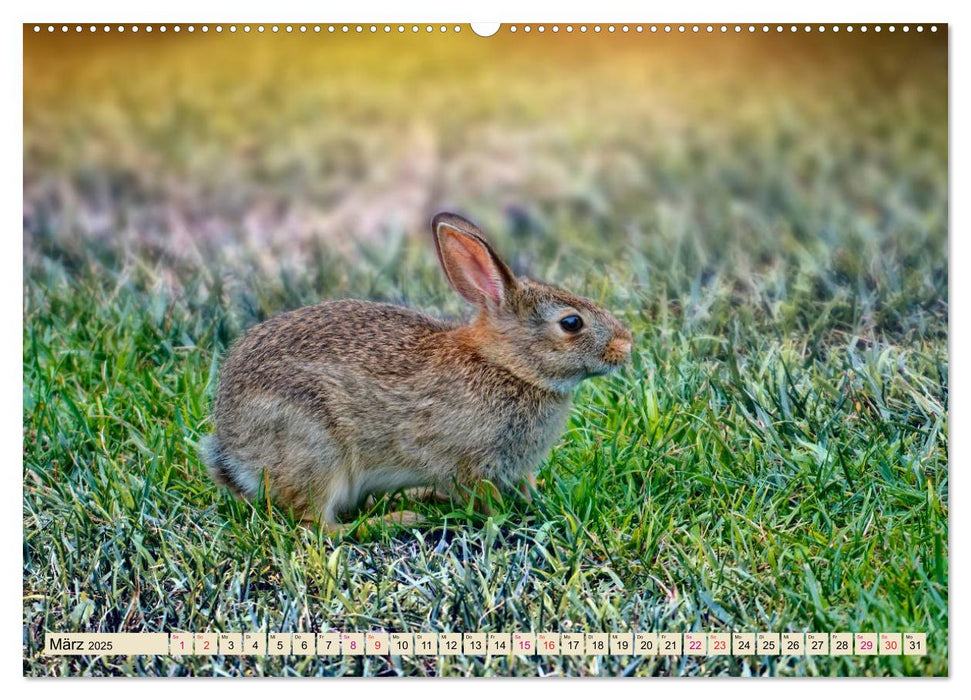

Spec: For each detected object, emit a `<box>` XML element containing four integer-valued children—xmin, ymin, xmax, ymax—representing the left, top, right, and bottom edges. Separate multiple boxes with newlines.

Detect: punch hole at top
<box><xmin>471</xmin><ymin>23</ymin><xmax>500</xmax><ymax>37</ymax></box>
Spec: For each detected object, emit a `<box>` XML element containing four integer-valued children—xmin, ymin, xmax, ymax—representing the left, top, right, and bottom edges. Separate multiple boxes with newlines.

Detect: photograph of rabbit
<box><xmin>23</xmin><ymin>25</ymin><xmax>947</xmax><ymax>676</ymax></box>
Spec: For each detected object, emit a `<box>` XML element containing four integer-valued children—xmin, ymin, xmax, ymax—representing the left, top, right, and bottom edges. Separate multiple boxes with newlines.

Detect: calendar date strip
<box><xmin>43</xmin><ymin>631</ymin><xmax>927</xmax><ymax>657</ymax></box>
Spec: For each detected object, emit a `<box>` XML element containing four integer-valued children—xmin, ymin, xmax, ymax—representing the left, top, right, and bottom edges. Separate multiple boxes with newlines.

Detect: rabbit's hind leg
<box><xmin>369</xmin><ymin>510</ymin><xmax>425</xmax><ymax>528</ymax></box>
<box><xmin>314</xmin><ymin>509</ymin><xmax>427</xmax><ymax>537</ymax></box>
<box><xmin>518</xmin><ymin>473</ymin><xmax>546</xmax><ymax>502</ymax></box>
<box><xmin>472</xmin><ymin>480</ymin><xmax>502</xmax><ymax>516</ymax></box>
<box><xmin>308</xmin><ymin>471</ymin><xmax>426</xmax><ymax>535</ymax></box>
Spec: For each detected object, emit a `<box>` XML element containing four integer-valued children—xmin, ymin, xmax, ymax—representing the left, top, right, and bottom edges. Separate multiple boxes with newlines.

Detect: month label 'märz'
<box><xmin>44</xmin><ymin>633</ymin><xmax>169</xmax><ymax>656</ymax></box>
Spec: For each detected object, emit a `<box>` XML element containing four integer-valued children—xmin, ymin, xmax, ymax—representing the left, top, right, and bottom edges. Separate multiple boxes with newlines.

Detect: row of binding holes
<box><xmin>509</xmin><ymin>25</ymin><xmax>938</xmax><ymax>33</ymax></box>
<box><xmin>32</xmin><ymin>25</ymin><xmax>463</xmax><ymax>33</ymax></box>
<box><xmin>31</xmin><ymin>24</ymin><xmax>941</xmax><ymax>34</ymax></box>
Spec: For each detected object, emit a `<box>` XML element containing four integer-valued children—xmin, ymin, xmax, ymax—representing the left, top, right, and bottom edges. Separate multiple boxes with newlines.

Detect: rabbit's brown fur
<box><xmin>202</xmin><ymin>213</ymin><xmax>632</xmax><ymax>529</ymax></box>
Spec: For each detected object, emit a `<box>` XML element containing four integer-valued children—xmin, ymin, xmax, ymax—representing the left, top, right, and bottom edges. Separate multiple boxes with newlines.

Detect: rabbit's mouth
<box><xmin>588</xmin><ymin>359</ymin><xmax>627</xmax><ymax>378</ymax></box>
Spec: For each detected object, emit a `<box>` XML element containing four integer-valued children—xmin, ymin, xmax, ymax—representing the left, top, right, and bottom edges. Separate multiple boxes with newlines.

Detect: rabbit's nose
<box><xmin>604</xmin><ymin>336</ymin><xmax>632</xmax><ymax>365</ymax></box>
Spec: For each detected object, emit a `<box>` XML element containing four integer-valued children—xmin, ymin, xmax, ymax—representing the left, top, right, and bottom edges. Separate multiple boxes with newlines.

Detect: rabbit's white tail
<box><xmin>200</xmin><ymin>435</ymin><xmax>254</xmax><ymax>497</ymax></box>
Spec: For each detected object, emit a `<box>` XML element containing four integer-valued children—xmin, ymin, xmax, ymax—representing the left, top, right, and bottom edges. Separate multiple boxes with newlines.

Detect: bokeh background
<box><xmin>24</xmin><ymin>25</ymin><xmax>947</xmax><ymax>676</ymax></box>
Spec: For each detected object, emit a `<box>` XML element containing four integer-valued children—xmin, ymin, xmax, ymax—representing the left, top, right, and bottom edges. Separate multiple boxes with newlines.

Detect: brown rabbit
<box><xmin>201</xmin><ymin>213</ymin><xmax>632</xmax><ymax>530</ymax></box>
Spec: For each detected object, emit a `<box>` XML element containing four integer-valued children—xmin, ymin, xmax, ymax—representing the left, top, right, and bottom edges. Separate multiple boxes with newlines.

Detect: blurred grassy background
<box><xmin>23</xmin><ymin>26</ymin><xmax>947</xmax><ymax>676</ymax></box>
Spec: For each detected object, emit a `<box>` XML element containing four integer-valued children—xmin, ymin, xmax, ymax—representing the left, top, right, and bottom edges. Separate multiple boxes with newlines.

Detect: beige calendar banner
<box><xmin>43</xmin><ymin>631</ymin><xmax>928</xmax><ymax>657</ymax></box>
<box><xmin>44</xmin><ymin>633</ymin><xmax>168</xmax><ymax>656</ymax></box>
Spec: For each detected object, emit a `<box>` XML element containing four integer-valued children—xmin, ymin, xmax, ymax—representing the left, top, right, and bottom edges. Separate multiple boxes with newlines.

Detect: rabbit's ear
<box><xmin>432</xmin><ymin>213</ymin><xmax>517</xmax><ymax>310</ymax></box>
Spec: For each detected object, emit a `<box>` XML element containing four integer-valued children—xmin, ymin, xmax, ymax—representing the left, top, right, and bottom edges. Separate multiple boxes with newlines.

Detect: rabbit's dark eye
<box><xmin>559</xmin><ymin>315</ymin><xmax>584</xmax><ymax>333</ymax></box>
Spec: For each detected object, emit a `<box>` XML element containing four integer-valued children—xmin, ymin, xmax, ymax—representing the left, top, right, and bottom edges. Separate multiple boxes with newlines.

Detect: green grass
<box><xmin>23</xmin><ymin>30</ymin><xmax>947</xmax><ymax>676</ymax></box>
<box><xmin>23</xmin><ymin>218</ymin><xmax>948</xmax><ymax>676</ymax></box>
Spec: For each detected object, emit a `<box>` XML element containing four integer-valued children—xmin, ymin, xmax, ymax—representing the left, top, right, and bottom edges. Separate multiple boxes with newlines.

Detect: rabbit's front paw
<box><xmin>519</xmin><ymin>473</ymin><xmax>546</xmax><ymax>502</ymax></box>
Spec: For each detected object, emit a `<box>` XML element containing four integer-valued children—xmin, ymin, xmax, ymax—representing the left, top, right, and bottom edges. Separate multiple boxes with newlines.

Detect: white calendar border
<box><xmin>9</xmin><ymin>0</ymin><xmax>961</xmax><ymax>695</ymax></box>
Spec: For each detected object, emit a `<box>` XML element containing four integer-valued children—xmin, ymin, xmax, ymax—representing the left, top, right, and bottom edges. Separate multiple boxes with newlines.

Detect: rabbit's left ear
<box><xmin>432</xmin><ymin>213</ymin><xmax>517</xmax><ymax>310</ymax></box>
